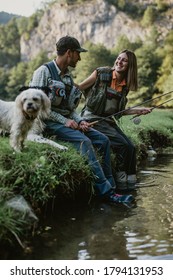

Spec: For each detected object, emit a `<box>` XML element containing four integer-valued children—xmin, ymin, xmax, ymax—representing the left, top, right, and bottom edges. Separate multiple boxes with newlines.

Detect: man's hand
<box><xmin>78</xmin><ymin>120</ymin><xmax>90</xmax><ymax>132</ymax></box>
<box><xmin>65</xmin><ymin>119</ymin><xmax>79</xmax><ymax>129</ymax></box>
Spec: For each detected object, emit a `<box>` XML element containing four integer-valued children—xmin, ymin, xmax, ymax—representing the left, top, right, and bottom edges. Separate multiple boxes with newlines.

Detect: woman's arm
<box><xmin>124</xmin><ymin>107</ymin><xmax>152</xmax><ymax>115</ymax></box>
<box><xmin>78</xmin><ymin>70</ymin><xmax>97</xmax><ymax>91</ymax></box>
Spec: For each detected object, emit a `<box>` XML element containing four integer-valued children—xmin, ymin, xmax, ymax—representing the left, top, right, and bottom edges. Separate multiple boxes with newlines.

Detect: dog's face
<box><xmin>15</xmin><ymin>89</ymin><xmax>51</xmax><ymax>119</ymax></box>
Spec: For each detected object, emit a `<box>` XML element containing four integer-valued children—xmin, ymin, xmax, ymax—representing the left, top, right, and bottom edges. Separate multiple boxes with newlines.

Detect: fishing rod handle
<box><xmin>88</xmin><ymin>120</ymin><xmax>99</xmax><ymax>127</ymax></box>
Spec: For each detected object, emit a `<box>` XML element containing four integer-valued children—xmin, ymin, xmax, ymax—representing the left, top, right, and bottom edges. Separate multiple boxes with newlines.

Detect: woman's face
<box><xmin>114</xmin><ymin>52</ymin><xmax>128</xmax><ymax>73</ymax></box>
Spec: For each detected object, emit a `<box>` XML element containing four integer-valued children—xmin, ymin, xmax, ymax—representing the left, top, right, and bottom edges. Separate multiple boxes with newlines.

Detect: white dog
<box><xmin>0</xmin><ymin>88</ymin><xmax>67</xmax><ymax>152</ymax></box>
<box><xmin>27</xmin><ymin>118</ymin><xmax>68</xmax><ymax>151</ymax></box>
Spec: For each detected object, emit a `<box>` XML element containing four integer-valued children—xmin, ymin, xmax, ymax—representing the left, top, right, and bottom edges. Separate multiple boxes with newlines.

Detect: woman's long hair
<box><xmin>120</xmin><ymin>49</ymin><xmax>138</xmax><ymax>91</ymax></box>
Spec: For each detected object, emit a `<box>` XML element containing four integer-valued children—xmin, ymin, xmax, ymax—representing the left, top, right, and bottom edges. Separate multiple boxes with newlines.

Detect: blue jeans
<box><xmin>44</xmin><ymin>120</ymin><xmax>115</xmax><ymax>196</ymax></box>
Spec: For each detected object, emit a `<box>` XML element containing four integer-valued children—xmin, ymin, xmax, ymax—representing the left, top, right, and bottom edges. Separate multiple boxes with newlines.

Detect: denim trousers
<box><xmin>44</xmin><ymin>120</ymin><xmax>115</xmax><ymax>196</ymax></box>
<box><xmin>93</xmin><ymin>120</ymin><xmax>136</xmax><ymax>175</ymax></box>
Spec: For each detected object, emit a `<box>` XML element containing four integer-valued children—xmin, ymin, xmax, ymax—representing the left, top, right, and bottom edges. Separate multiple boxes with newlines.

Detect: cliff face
<box><xmin>20</xmin><ymin>0</ymin><xmax>173</xmax><ymax>62</ymax></box>
<box><xmin>21</xmin><ymin>0</ymin><xmax>148</xmax><ymax>61</ymax></box>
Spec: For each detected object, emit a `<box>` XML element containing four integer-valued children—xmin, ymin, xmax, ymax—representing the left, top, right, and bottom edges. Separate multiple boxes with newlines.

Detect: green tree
<box><xmin>0</xmin><ymin>18</ymin><xmax>20</xmax><ymax>67</ymax></box>
<box><xmin>26</xmin><ymin>51</ymin><xmax>50</xmax><ymax>84</ymax></box>
<box><xmin>133</xmin><ymin>43</ymin><xmax>161</xmax><ymax>103</ymax></box>
<box><xmin>141</xmin><ymin>6</ymin><xmax>157</xmax><ymax>27</ymax></box>
<box><xmin>5</xmin><ymin>51</ymin><xmax>50</xmax><ymax>100</ymax></box>
<box><xmin>5</xmin><ymin>62</ymin><xmax>28</xmax><ymax>100</ymax></box>
<box><xmin>156</xmin><ymin>30</ymin><xmax>173</xmax><ymax>93</ymax></box>
<box><xmin>111</xmin><ymin>34</ymin><xmax>142</xmax><ymax>55</ymax></box>
<box><xmin>156</xmin><ymin>0</ymin><xmax>169</xmax><ymax>12</ymax></box>
<box><xmin>0</xmin><ymin>67</ymin><xmax>10</xmax><ymax>100</ymax></box>
<box><xmin>73</xmin><ymin>41</ymin><xmax>114</xmax><ymax>84</ymax></box>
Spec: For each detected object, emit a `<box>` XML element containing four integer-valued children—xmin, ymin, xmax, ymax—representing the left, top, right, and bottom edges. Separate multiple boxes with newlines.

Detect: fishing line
<box><xmin>88</xmin><ymin>90</ymin><xmax>173</xmax><ymax>127</ymax></box>
<box><xmin>131</xmin><ymin>97</ymin><xmax>173</xmax><ymax>125</ymax></box>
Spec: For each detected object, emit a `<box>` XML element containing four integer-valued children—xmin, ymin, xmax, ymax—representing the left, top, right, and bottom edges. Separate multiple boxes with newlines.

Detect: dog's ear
<box><xmin>39</xmin><ymin>91</ymin><xmax>51</xmax><ymax>119</ymax></box>
<box><xmin>19</xmin><ymin>86</ymin><xmax>30</xmax><ymax>92</ymax></box>
<box><xmin>19</xmin><ymin>86</ymin><xmax>51</xmax><ymax>94</ymax></box>
<box><xmin>15</xmin><ymin>92</ymin><xmax>23</xmax><ymax>111</ymax></box>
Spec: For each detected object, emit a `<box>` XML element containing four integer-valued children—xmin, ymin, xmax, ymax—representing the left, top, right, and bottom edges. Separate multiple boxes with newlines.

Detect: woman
<box><xmin>79</xmin><ymin>49</ymin><xmax>151</xmax><ymax>191</ymax></box>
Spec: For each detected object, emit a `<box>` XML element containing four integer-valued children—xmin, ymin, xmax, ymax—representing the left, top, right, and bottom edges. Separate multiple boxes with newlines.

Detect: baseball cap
<box><xmin>56</xmin><ymin>36</ymin><xmax>87</xmax><ymax>53</ymax></box>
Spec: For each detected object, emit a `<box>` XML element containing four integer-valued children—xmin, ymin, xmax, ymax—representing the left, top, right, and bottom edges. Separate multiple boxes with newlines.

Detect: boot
<box><xmin>127</xmin><ymin>174</ymin><xmax>137</xmax><ymax>190</ymax></box>
<box><xmin>115</xmin><ymin>171</ymin><xmax>127</xmax><ymax>190</ymax></box>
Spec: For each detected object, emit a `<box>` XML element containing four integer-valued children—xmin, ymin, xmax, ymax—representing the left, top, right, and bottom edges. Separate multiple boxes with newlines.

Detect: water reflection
<box><xmin>17</xmin><ymin>154</ymin><xmax>173</xmax><ymax>260</ymax></box>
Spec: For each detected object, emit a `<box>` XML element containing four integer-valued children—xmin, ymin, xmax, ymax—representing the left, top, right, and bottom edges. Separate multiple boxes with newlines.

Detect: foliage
<box><xmin>0</xmin><ymin>67</ymin><xmax>10</xmax><ymax>99</ymax></box>
<box><xmin>120</xmin><ymin>109</ymin><xmax>173</xmax><ymax>159</ymax></box>
<box><xmin>156</xmin><ymin>0</ymin><xmax>169</xmax><ymax>12</ymax></box>
<box><xmin>0</xmin><ymin>137</ymin><xmax>94</xmax><ymax>246</ymax></box>
<box><xmin>141</xmin><ymin>6</ymin><xmax>157</xmax><ymax>27</ymax></box>
<box><xmin>135</xmin><ymin>43</ymin><xmax>161</xmax><ymax>101</ymax></box>
<box><xmin>111</xmin><ymin>34</ymin><xmax>142</xmax><ymax>55</ymax></box>
<box><xmin>156</xmin><ymin>30</ymin><xmax>173</xmax><ymax>93</ymax></box>
<box><xmin>5</xmin><ymin>51</ymin><xmax>50</xmax><ymax>101</ymax></box>
<box><xmin>5</xmin><ymin>62</ymin><xmax>28</xmax><ymax>100</ymax></box>
<box><xmin>107</xmin><ymin>0</ymin><xmax>144</xmax><ymax>18</ymax></box>
<box><xmin>161</xmin><ymin>69</ymin><xmax>173</xmax><ymax>99</ymax></box>
<box><xmin>0</xmin><ymin>201</ymin><xmax>27</xmax><ymax>245</ymax></box>
<box><xmin>25</xmin><ymin>51</ymin><xmax>51</xmax><ymax>84</ymax></box>
<box><xmin>0</xmin><ymin>18</ymin><xmax>20</xmax><ymax>68</ymax></box>
<box><xmin>73</xmin><ymin>41</ymin><xmax>114</xmax><ymax>83</ymax></box>
<box><xmin>0</xmin><ymin>139</ymin><xmax>94</xmax><ymax>205</ymax></box>
<box><xmin>16</xmin><ymin>9</ymin><xmax>44</xmax><ymax>35</ymax></box>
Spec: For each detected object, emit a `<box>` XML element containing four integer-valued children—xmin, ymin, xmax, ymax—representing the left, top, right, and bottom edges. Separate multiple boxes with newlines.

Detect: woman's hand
<box><xmin>137</xmin><ymin>107</ymin><xmax>152</xmax><ymax>115</ymax></box>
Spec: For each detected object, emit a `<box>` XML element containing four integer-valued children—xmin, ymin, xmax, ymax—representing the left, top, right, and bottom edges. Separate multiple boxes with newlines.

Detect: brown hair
<box><xmin>120</xmin><ymin>49</ymin><xmax>138</xmax><ymax>91</ymax></box>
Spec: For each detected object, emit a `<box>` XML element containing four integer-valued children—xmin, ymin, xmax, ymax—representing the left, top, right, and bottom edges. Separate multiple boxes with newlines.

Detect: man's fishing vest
<box><xmin>82</xmin><ymin>67</ymin><xmax>129</xmax><ymax>119</ymax></box>
<box><xmin>45</xmin><ymin>61</ymin><xmax>81</xmax><ymax>116</ymax></box>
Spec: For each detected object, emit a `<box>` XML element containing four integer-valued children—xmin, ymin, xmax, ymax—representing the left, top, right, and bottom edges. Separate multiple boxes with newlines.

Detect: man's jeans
<box><xmin>44</xmin><ymin>120</ymin><xmax>115</xmax><ymax>196</ymax></box>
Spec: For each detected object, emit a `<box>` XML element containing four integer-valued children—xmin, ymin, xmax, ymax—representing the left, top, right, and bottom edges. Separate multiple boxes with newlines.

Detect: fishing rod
<box><xmin>131</xmin><ymin>97</ymin><xmax>173</xmax><ymax>124</ymax></box>
<box><xmin>88</xmin><ymin>90</ymin><xmax>173</xmax><ymax>127</ymax></box>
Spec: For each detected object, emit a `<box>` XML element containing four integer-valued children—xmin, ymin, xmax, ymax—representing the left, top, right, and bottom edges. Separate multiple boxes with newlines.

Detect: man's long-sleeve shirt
<box><xmin>29</xmin><ymin>61</ymin><xmax>83</xmax><ymax>124</ymax></box>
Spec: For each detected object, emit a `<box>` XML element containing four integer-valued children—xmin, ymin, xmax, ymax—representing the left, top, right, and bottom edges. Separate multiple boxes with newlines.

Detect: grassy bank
<box><xmin>0</xmin><ymin>109</ymin><xmax>173</xmax><ymax>250</ymax></box>
<box><xmin>120</xmin><ymin>109</ymin><xmax>173</xmax><ymax>158</ymax></box>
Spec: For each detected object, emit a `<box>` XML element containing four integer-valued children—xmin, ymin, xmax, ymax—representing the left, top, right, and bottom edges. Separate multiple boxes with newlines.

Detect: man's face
<box><xmin>69</xmin><ymin>50</ymin><xmax>81</xmax><ymax>68</ymax></box>
<box><xmin>114</xmin><ymin>52</ymin><xmax>128</xmax><ymax>73</ymax></box>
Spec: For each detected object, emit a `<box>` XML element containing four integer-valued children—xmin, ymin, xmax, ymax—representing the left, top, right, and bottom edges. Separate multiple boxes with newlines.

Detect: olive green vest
<box><xmin>81</xmin><ymin>67</ymin><xmax>129</xmax><ymax>119</ymax></box>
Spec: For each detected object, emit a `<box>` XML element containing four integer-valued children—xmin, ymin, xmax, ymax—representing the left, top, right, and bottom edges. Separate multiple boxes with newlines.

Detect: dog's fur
<box><xmin>27</xmin><ymin>119</ymin><xmax>67</xmax><ymax>151</ymax></box>
<box><xmin>0</xmin><ymin>88</ymin><xmax>67</xmax><ymax>152</ymax></box>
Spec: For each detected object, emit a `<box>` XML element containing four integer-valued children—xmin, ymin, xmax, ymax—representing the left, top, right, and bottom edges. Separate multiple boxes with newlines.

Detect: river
<box><xmin>19</xmin><ymin>152</ymin><xmax>172</xmax><ymax>260</ymax></box>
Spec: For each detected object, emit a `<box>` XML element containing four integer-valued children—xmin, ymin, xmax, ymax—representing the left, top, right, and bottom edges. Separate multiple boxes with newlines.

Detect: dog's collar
<box><xmin>23</xmin><ymin>111</ymin><xmax>36</xmax><ymax>120</ymax></box>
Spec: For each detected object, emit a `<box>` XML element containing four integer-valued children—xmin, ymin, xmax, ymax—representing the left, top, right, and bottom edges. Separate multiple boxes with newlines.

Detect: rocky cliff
<box><xmin>20</xmin><ymin>0</ymin><xmax>172</xmax><ymax>62</ymax></box>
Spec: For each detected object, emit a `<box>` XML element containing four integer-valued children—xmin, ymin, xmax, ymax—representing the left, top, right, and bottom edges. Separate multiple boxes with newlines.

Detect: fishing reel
<box><xmin>49</xmin><ymin>80</ymin><xmax>66</xmax><ymax>98</ymax></box>
<box><xmin>132</xmin><ymin>116</ymin><xmax>141</xmax><ymax>125</ymax></box>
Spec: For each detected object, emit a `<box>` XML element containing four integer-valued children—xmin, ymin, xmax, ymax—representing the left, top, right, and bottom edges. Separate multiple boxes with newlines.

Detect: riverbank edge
<box><xmin>0</xmin><ymin>109</ymin><xmax>173</xmax><ymax>254</ymax></box>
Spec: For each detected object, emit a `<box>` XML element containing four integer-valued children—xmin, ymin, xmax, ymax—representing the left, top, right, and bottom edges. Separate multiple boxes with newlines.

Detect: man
<box><xmin>29</xmin><ymin>36</ymin><xmax>134</xmax><ymax>204</ymax></box>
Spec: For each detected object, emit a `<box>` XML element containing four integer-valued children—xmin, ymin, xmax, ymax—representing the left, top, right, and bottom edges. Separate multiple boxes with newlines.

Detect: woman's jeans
<box><xmin>44</xmin><ymin>120</ymin><xmax>115</xmax><ymax>196</ymax></box>
<box><xmin>93</xmin><ymin>120</ymin><xmax>136</xmax><ymax>175</ymax></box>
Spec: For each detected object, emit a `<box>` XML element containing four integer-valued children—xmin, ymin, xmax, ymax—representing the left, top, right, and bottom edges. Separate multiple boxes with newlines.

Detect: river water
<box><xmin>21</xmin><ymin>153</ymin><xmax>173</xmax><ymax>260</ymax></box>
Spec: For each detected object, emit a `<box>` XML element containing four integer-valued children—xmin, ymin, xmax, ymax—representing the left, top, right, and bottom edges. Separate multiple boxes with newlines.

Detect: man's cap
<box><xmin>56</xmin><ymin>36</ymin><xmax>87</xmax><ymax>53</ymax></box>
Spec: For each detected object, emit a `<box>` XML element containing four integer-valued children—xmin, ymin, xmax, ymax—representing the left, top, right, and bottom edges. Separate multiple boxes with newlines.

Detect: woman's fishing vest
<box><xmin>45</xmin><ymin>61</ymin><xmax>81</xmax><ymax>117</ymax></box>
<box><xmin>81</xmin><ymin>67</ymin><xmax>129</xmax><ymax>119</ymax></box>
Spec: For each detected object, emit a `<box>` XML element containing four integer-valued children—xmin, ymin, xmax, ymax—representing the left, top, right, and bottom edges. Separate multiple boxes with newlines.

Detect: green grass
<box><xmin>118</xmin><ymin>109</ymin><xmax>173</xmax><ymax>158</ymax></box>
